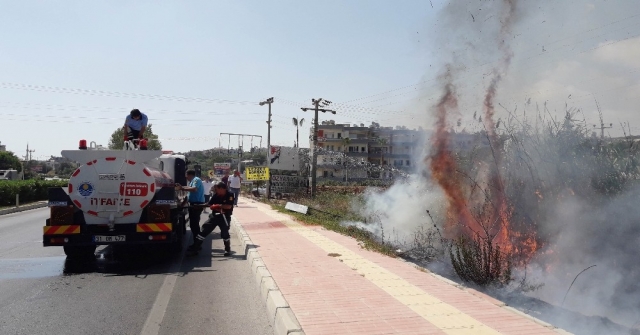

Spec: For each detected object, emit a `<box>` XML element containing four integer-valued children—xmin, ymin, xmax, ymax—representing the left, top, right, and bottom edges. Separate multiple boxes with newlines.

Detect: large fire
<box><xmin>427</xmin><ymin>0</ymin><xmax>539</xmax><ymax>266</ymax></box>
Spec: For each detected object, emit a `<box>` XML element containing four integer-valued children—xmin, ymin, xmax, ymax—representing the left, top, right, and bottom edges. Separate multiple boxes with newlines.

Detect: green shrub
<box><xmin>0</xmin><ymin>180</ymin><xmax>68</xmax><ymax>206</ymax></box>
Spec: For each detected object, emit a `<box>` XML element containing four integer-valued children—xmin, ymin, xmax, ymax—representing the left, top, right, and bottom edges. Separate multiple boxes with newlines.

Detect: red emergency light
<box><xmin>139</xmin><ymin>139</ymin><xmax>148</xmax><ymax>150</ymax></box>
<box><xmin>79</xmin><ymin>139</ymin><xmax>87</xmax><ymax>150</ymax></box>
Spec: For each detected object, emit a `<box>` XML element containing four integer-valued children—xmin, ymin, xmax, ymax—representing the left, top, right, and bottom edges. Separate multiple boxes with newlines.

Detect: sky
<box><xmin>1</xmin><ymin>0</ymin><xmax>639</xmax><ymax>159</ymax></box>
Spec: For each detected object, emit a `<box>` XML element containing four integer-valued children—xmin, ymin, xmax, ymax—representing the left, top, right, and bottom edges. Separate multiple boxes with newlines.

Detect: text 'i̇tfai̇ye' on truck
<box><xmin>43</xmin><ymin>138</ymin><xmax>189</xmax><ymax>258</ymax></box>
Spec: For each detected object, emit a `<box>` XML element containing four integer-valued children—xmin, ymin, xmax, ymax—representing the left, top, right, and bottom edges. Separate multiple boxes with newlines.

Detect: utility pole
<box><xmin>25</xmin><ymin>143</ymin><xmax>34</xmax><ymax>161</ymax></box>
<box><xmin>260</xmin><ymin>97</ymin><xmax>274</xmax><ymax>199</ymax></box>
<box><xmin>593</xmin><ymin>99</ymin><xmax>612</xmax><ymax>139</ymax></box>
<box><xmin>220</xmin><ymin>132</ymin><xmax>262</xmax><ymax>178</ymax></box>
<box><xmin>594</xmin><ymin>114</ymin><xmax>613</xmax><ymax>139</ymax></box>
<box><xmin>301</xmin><ymin>98</ymin><xmax>335</xmax><ymax>198</ymax></box>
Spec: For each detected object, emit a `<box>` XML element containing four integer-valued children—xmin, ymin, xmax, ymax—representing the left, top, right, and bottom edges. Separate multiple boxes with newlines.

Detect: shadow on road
<box><xmin>61</xmin><ymin>231</ymin><xmax>244</xmax><ymax>277</ymax></box>
<box><xmin>62</xmin><ymin>244</ymin><xmax>184</xmax><ymax>277</ymax></box>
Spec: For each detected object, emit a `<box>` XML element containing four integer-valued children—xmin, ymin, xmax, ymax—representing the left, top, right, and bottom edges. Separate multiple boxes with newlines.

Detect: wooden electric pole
<box><xmin>301</xmin><ymin>98</ymin><xmax>335</xmax><ymax>198</ymax></box>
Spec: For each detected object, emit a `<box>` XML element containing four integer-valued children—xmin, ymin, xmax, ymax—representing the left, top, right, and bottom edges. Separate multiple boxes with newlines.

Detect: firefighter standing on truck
<box><xmin>176</xmin><ymin>170</ymin><xmax>205</xmax><ymax>248</ymax></box>
<box><xmin>187</xmin><ymin>182</ymin><xmax>233</xmax><ymax>256</ymax></box>
<box><xmin>123</xmin><ymin>109</ymin><xmax>148</xmax><ymax>141</ymax></box>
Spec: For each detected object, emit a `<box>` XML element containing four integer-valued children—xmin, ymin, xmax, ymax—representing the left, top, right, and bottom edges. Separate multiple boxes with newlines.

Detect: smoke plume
<box><xmin>352</xmin><ymin>1</ymin><xmax>640</xmax><ymax>333</ymax></box>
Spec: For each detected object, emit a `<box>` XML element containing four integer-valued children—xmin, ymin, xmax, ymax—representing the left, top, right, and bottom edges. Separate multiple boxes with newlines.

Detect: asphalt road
<box><xmin>0</xmin><ymin>208</ymin><xmax>272</xmax><ymax>335</ymax></box>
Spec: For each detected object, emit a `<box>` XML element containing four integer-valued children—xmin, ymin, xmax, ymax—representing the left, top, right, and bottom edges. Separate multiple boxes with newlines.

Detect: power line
<box><xmin>0</xmin><ymin>101</ymin><xmax>264</xmax><ymax>117</ymax></box>
<box><xmin>0</xmin><ymin>82</ymin><xmax>259</xmax><ymax>105</ymax></box>
<box><xmin>1</xmin><ymin>116</ymin><xmax>267</xmax><ymax>127</ymax></box>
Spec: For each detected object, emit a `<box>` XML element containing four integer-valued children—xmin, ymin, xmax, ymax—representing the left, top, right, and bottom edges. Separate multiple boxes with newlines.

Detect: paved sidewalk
<box><xmin>234</xmin><ymin>199</ymin><xmax>570</xmax><ymax>335</ymax></box>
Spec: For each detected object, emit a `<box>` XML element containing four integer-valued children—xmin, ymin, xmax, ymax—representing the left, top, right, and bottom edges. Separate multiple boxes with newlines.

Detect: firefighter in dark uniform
<box><xmin>187</xmin><ymin>182</ymin><xmax>234</xmax><ymax>256</ymax></box>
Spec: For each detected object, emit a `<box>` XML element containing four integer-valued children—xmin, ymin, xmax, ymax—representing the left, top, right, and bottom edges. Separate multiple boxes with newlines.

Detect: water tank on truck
<box><xmin>63</xmin><ymin>150</ymin><xmax>175</xmax><ymax>224</ymax></box>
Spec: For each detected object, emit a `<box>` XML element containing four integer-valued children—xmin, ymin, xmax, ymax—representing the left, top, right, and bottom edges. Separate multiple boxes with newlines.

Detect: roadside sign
<box><xmin>214</xmin><ymin>163</ymin><xmax>231</xmax><ymax>176</ymax></box>
<box><xmin>245</xmin><ymin>166</ymin><xmax>270</xmax><ymax>181</ymax></box>
<box><xmin>285</xmin><ymin>202</ymin><xmax>308</xmax><ymax>214</ymax></box>
<box><xmin>208</xmin><ymin>170</ymin><xmax>214</xmax><ymax>178</ymax></box>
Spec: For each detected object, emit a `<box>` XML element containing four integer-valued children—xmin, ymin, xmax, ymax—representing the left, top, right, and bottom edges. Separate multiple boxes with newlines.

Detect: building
<box><xmin>0</xmin><ymin>141</ymin><xmax>6</xmax><ymax>152</ymax></box>
<box><xmin>310</xmin><ymin>121</ymin><xmax>423</xmax><ymax>180</ymax></box>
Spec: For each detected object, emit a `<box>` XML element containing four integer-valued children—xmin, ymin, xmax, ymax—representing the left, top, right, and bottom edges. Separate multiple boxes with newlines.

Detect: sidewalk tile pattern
<box><xmin>234</xmin><ymin>201</ymin><xmax>564</xmax><ymax>335</ymax></box>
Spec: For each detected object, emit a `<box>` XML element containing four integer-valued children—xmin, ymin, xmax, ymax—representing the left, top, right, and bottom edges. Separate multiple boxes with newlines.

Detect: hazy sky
<box><xmin>1</xmin><ymin>0</ymin><xmax>638</xmax><ymax>158</ymax></box>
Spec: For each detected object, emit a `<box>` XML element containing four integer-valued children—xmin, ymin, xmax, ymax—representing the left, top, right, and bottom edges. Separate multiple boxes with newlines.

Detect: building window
<box><xmin>337</xmin><ymin>133</ymin><xmax>342</xmax><ymax>138</ymax></box>
<box><xmin>361</xmin><ymin>147</ymin><xmax>365</xmax><ymax>152</ymax></box>
<box><xmin>406</xmin><ymin>160</ymin><xmax>410</xmax><ymax>166</ymax></box>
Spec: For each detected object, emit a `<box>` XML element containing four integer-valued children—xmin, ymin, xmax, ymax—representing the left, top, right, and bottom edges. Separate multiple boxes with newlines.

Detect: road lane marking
<box><xmin>140</xmin><ymin>239</ymin><xmax>187</xmax><ymax>335</ymax></box>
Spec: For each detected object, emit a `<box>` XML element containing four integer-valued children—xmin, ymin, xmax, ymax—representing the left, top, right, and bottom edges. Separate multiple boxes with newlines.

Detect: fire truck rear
<box><xmin>43</xmin><ymin>140</ymin><xmax>188</xmax><ymax>258</ymax></box>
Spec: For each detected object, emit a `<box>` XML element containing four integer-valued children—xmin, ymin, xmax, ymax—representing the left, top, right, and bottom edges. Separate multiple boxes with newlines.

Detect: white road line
<box><xmin>139</xmin><ymin>238</ymin><xmax>188</xmax><ymax>335</ymax></box>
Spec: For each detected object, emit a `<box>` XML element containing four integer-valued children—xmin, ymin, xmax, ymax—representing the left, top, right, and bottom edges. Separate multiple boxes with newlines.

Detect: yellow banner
<box><xmin>245</xmin><ymin>166</ymin><xmax>270</xmax><ymax>181</ymax></box>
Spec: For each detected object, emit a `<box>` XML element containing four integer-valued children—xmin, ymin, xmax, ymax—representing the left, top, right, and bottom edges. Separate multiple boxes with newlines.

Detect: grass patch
<box><xmin>265</xmin><ymin>192</ymin><xmax>398</xmax><ymax>258</ymax></box>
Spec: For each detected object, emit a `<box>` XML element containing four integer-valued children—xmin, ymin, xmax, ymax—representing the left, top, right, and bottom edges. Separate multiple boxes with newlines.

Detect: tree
<box><xmin>108</xmin><ymin>124</ymin><xmax>162</xmax><ymax>150</ymax></box>
<box><xmin>292</xmin><ymin>117</ymin><xmax>305</xmax><ymax>148</ymax></box>
<box><xmin>0</xmin><ymin>151</ymin><xmax>22</xmax><ymax>172</ymax></box>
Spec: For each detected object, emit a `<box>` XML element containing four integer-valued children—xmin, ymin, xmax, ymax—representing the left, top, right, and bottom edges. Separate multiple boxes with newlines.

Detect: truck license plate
<box><xmin>93</xmin><ymin>235</ymin><xmax>126</xmax><ymax>243</ymax></box>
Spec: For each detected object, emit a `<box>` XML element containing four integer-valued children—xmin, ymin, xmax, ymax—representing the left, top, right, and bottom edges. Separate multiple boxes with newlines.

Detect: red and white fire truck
<box><xmin>43</xmin><ymin>139</ymin><xmax>188</xmax><ymax>258</ymax></box>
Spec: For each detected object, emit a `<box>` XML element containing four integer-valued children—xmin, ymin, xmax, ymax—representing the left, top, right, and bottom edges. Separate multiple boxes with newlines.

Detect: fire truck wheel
<box><xmin>63</xmin><ymin>245</ymin><xmax>97</xmax><ymax>259</ymax></box>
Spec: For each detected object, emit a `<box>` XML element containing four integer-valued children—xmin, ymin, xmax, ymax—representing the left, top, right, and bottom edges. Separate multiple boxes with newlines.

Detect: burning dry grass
<box><xmin>450</xmin><ymin>234</ymin><xmax>513</xmax><ymax>286</ymax></box>
<box><xmin>267</xmin><ymin>191</ymin><xmax>399</xmax><ymax>257</ymax></box>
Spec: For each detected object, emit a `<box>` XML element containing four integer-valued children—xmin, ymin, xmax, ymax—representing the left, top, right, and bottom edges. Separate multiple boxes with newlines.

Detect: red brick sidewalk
<box><xmin>233</xmin><ymin>199</ymin><xmax>570</xmax><ymax>335</ymax></box>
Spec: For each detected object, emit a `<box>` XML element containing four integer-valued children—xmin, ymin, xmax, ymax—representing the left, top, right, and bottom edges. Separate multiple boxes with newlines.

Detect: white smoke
<box><xmin>343</xmin><ymin>1</ymin><xmax>640</xmax><ymax>334</ymax></box>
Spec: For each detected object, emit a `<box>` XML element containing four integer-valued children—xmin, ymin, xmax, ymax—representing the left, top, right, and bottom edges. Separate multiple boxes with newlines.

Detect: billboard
<box><xmin>245</xmin><ymin>167</ymin><xmax>270</xmax><ymax>181</ymax></box>
<box><xmin>213</xmin><ymin>163</ymin><xmax>231</xmax><ymax>176</ymax></box>
<box><xmin>269</xmin><ymin>146</ymin><xmax>300</xmax><ymax>171</ymax></box>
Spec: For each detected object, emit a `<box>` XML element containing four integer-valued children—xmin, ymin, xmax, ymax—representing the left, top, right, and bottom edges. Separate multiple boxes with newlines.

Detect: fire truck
<box><xmin>43</xmin><ymin>139</ymin><xmax>188</xmax><ymax>258</ymax></box>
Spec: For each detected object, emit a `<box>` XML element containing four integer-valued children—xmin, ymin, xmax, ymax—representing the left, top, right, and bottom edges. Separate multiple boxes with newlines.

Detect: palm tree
<box><xmin>292</xmin><ymin>117</ymin><xmax>305</xmax><ymax>148</ymax></box>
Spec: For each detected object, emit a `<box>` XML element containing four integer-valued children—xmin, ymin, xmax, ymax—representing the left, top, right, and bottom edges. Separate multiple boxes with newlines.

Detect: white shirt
<box><xmin>202</xmin><ymin>181</ymin><xmax>213</xmax><ymax>194</ymax></box>
<box><xmin>229</xmin><ymin>175</ymin><xmax>241</xmax><ymax>188</ymax></box>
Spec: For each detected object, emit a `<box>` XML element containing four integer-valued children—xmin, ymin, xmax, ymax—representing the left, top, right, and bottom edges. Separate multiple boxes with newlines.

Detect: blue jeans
<box><xmin>230</xmin><ymin>187</ymin><xmax>240</xmax><ymax>206</ymax></box>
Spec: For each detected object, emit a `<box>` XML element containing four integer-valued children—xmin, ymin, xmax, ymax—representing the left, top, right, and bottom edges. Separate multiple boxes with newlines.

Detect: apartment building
<box><xmin>310</xmin><ymin>121</ymin><xmax>422</xmax><ymax>179</ymax></box>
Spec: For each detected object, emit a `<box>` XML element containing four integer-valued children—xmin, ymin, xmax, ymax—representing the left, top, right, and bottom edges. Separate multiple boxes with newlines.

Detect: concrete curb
<box><xmin>0</xmin><ymin>201</ymin><xmax>48</xmax><ymax>216</ymax></box>
<box><xmin>231</xmin><ymin>216</ymin><xmax>305</xmax><ymax>335</ymax></box>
